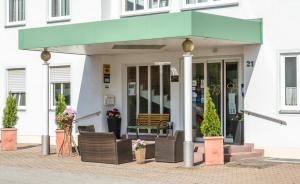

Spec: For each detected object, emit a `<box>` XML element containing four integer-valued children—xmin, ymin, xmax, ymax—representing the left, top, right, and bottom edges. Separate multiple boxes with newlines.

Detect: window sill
<box><xmin>47</xmin><ymin>16</ymin><xmax>71</xmax><ymax>23</ymax></box>
<box><xmin>5</xmin><ymin>21</ymin><xmax>26</xmax><ymax>28</ymax></box>
<box><xmin>121</xmin><ymin>8</ymin><xmax>170</xmax><ymax>17</ymax></box>
<box><xmin>17</xmin><ymin>107</ymin><xmax>26</xmax><ymax>112</ymax></box>
<box><xmin>181</xmin><ymin>0</ymin><xmax>239</xmax><ymax>10</ymax></box>
<box><xmin>279</xmin><ymin>110</ymin><xmax>300</xmax><ymax>114</ymax></box>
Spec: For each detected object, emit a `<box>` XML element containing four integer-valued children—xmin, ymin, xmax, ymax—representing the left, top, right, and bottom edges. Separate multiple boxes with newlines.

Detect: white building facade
<box><xmin>1</xmin><ymin>0</ymin><xmax>300</xmax><ymax>159</ymax></box>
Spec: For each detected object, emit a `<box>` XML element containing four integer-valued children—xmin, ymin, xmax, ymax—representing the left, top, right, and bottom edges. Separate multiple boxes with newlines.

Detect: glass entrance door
<box><xmin>224</xmin><ymin>61</ymin><xmax>239</xmax><ymax>142</ymax></box>
<box><xmin>192</xmin><ymin>59</ymin><xmax>240</xmax><ymax>142</ymax></box>
<box><xmin>127</xmin><ymin>65</ymin><xmax>171</xmax><ymax>135</ymax></box>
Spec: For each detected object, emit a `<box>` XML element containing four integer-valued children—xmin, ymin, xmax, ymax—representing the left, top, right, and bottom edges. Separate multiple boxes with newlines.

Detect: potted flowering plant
<box><xmin>55</xmin><ymin>107</ymin><xmax>77</xmax><ymax>156</ymax></box>
<box><xmin>232</xmin><ymin>112</ymin><xmax>244</xmax><ymax>145</ymax></box>
<box><xmin>133</xmin><ymin>139</ymin><xmax>146</xmax><ymax>164</ymax></box>
<box><xmin>106</xmin><ymin>108</ymin><xmax>121</xmax><ymax>139</ymax></box>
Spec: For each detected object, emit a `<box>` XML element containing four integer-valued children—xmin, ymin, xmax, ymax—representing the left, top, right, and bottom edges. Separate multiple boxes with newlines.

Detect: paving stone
<box><xmin>0</xmin><ymin>144</ymin><xmax>299</xmax><ymax>184</ymax></box>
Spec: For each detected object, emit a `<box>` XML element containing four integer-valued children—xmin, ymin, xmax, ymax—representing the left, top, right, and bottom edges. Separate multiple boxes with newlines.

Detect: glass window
<box><xmin>8</xmin><ymin>0</ymin><xmax>25</xmax><ymax>23</ymax></box>
<box><xmin>285</xmin><ymin>57</ymin><xmax>297</xmax><ymax>106</ymax></box>
<box><xmin>127</xmin><ymin>67</ymin><xmax>137</xmax><ymax>124</ymax></box>
<box><xmin>163</xmin><ymin>65</ymin><xmax>170</xmax><ymax>114</ymax></box>
<box><xmin>124</xmin><ymin>0</ymin><xmax>169</xmax><ymax>12</ymax></box>
<box><xmin>51</xmin><ymin>0</ymin><xmax>70</xmax><ymax>18</ymax></box>
<box><xmin>52</xmin><ymin>83</ymin><xmax>71</xmax><ymax>106</ymax></box>
<box><xmin>151</xmin><ymin>66</ymin><xmax>160</xmax><ymax>113</ymax></box>
<box><xmin>7</xmin><ymin>68</ymin><xmax>26</xmax><ymax>107</ymax></box>
<box><xmin>139</xmin><ymin>66</ymin><xmax>148</xmax><ymax>113</ymax></box>
<box><xmin>12</xmin><ymin>93</ymin><xmax>26</xmax><ymax>107</ymax></box>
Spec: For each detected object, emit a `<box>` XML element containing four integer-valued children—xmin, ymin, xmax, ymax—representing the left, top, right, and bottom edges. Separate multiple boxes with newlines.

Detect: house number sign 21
<box><xmin>246</xmin><ymin>60</ymin><xmax>254</xmax><ymax>67</ymax></box>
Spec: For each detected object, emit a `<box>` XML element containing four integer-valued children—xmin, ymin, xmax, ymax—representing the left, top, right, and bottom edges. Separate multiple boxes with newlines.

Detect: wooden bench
<box><xmin>127</xmin><ymin>113</ymin><xmax>172</xmax><ymax>138</ymax></box>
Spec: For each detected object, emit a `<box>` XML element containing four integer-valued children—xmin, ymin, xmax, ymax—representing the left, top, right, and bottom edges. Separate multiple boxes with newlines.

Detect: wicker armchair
<box><xmin>78</xmin><ymin>132</ymin><xmax>133</xmax><ymax>164</ymax></box>
<box><xmin>155</xmin><ymin>130</ymin><xmax>184</xmax><ymax>163</ymax></box>
<box><xmin>77</xmin><ymin>125</ymin><xmax>95</xmax><ymax>133</ymax></box>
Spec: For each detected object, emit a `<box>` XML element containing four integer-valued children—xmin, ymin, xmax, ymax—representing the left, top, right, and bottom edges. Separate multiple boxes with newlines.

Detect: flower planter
<box><xmin>135</xmin><ymin>148</ymin><xmax>146</xmax><ymax>164</ymax></box>
<box><xmin>56</xmin><ymin>129</ymin><xmax>71</xmax><ymax>156</ymax></box>
<box><xmin>204</xmin><ymin>136</ymin><xmax>224</xmax><ymax>166</ymax></box>
<box><xmin>107</xmin><ymin>118</ymin><xmax>121</xmax><ymax>139</ymax></box>
<box><xmin>1</xmin><ymin>128</ymin><xmax>17</xmax><ymax>151</ymax></box>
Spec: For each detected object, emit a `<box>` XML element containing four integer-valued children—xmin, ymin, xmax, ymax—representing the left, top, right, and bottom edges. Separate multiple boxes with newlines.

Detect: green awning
<box><xmin>19</xmin><ymin>11</ymin><xmax>262</xmax><ymax>54</ymax></box>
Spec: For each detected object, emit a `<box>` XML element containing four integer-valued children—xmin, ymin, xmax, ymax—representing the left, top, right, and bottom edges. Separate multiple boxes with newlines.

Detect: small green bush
<box><xmin>55</xmin><ymin>94</ymin><xmax>66</xmax><ymax>129</ymax></box>
<box><xmin>2</xmin><ymin>93</ymin><xmax>18</xmax><ymax>128</ymax></box>
<box><xmin>200</xmin><ymin>88</ymin><xmax>221</xmax><ymax>137</ymax></box>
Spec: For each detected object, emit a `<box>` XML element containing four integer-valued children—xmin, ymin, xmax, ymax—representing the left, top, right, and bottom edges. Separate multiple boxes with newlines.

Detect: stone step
<box><xmin>224</xmin><ymin>149</ymin><xmax>264</xmax><ymax>162</ymax></box>
<box><xmin>224</xmin><ymin>144</ymin><xmax>254</xmax><ymax>154</ymax></box>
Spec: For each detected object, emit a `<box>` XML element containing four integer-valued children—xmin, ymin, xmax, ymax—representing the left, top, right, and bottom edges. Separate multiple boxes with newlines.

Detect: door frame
<box><xmin>192</xmin><ymin>56</ymin><xmax>243</xmax><ymax>143</ymax></box>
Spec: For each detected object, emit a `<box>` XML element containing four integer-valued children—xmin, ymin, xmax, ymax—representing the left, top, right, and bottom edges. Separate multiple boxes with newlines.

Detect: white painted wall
<box><xmin>0</xmin><ymin>0</ymin><xmax>300</xmax><ymax>158</ymax></box>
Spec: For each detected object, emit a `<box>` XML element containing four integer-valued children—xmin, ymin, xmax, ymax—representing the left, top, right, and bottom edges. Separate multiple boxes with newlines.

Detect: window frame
<box><xmin>5</xmin><ymin>0</ymin><xmax>26</xmax><ymax>27</ymax></box>
<box><xmin>181</xmin><ymin>0</ymin><xmax>239</xmax><ymax>10</ymax></box>
<box><xmin>279</xmin><ymin>54</ymin><xmax>300</xmax><ymax>111</ymax></box>
<box><xmin>50</xmin><ymin>82</ymin><xmax>71</xmax><ymax>109</ymax></box>
<box><xmin>47</xmin><ymin>0</ymin><xmax>71</xmax><ymax>23</ymax></box>
<box><xmin>121</xmin><ymin>0</ymin><xmax>170</xmax><ymax>17</ymax></box>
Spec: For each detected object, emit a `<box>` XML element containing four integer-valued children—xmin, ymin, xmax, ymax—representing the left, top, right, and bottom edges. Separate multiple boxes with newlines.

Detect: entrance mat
<box><xmin>264</xmin><ymin>157</ymin><xmax>300</xmax><ymax>164</ymax></box>
<box><xmin>226</xmin><ymin>159</ymin><xmax>281</xmax><ymax>169</ymax></box>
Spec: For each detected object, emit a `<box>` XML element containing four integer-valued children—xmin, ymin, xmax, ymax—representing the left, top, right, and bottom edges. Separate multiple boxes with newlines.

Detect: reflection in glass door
<box><xmin>192</xmin><ymin>63</ymin><xmax>205</xmax><ymax>138</ymax></box>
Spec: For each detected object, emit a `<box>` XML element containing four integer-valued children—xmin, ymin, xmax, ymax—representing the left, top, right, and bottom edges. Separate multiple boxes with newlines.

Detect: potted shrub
<box><xmin>56</xmin><ymin>107</ymin><xmax>76</xmax><ymax>156</ymax></box>
<box><xmin>106</xmin><ymin>108</ymin><xmax>121</xmax><ymax>139</ymax></box>
<box><xmin>200</xmin><ymin>88</ymin><xmax>224</xmax><ymax>165</ymax></box>
<box><xmin>1</xmin><ymin>93</ymin><xmax>18</xmax><ymax>151</ymax></box>
<box><xmin>55</xmin><ymin>94</ymin><xmax>67</xmax><ymax>155</ymax></box>
<box><xmin>133</xmin><ymin>139</ymin><xmax>146</xmax><ymax>164</ymax></box>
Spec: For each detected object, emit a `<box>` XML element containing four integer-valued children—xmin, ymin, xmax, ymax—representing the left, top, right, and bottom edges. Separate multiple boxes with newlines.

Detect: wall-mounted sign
<box><xmin>103</xmin><ymin>64</ymin><xmax>111</xmax><ymax>83</ymax></box>
<box><xmin>171</xmin><ymin>75</ymin><xmax>179</xmax><ymax>82</ymax></box>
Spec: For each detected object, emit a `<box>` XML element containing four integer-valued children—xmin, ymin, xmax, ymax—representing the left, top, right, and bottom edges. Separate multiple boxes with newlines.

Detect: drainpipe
<box><xmin>182</xmin><ymin>39</ymin><xmax>194</xmax><ymax>168</ymax></box>
<box><xmin>41</xmin><ymin>49</ymin><xmax>51</xmax><ymax>155</ymax></box>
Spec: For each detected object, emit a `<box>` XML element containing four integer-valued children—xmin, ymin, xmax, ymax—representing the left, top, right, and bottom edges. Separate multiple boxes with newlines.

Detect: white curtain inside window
<box><xmin>17</xmin><ymin>0</ymin><xmax>25</xmax><ymax>21</ymax></box>
<box><xmin>286</xmin><ymin>87</ymin><xmax>297</xmax><ymax>106</ymax></box>
<box><xmin>285</xmin><ymin>57</ymin><xmax>297</xmax><ymax>106</ymax></box>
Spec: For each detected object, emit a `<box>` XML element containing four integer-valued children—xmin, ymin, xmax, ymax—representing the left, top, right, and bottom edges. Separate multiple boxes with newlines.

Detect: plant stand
<box><xmin>58</xmin><ymin>124</ymin><xmax>79</xmax><ymax>157</ymax></box>
<box><xmin>135</xmin><ymin>148</ymin><xmax>146</xmax><ymax>164</ymax></box>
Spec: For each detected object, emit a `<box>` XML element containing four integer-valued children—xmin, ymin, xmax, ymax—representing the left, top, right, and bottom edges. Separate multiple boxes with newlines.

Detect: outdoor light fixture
<box><xmin>182</xmin><ymin>38</ymin><xmax>194</xmax><ymax>52</ymax></box>
<box><xmin>41</xmin><ymin>48</ymin><xmax>51</xmax><ymax>62</ymax></box>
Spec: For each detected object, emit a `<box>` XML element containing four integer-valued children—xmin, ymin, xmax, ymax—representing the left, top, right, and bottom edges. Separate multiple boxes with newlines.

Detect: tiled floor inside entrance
<box><xmin>0</xmin><ymin>144</ymin><xmax>300</xmax><ymax>184</ymax></box>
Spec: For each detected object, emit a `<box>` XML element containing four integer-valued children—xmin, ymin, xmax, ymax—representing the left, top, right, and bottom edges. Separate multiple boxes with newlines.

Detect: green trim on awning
<box><xmin>19</xmin><ymin>11</ymin><xmax>262</xmax><ymax>50</ymax></box>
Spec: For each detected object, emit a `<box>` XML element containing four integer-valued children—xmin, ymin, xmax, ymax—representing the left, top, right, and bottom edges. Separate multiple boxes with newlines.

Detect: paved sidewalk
<box><xmin>0</xmin><ymin>144</ymin><xmax>300</xmax><ymax>184</ymax></box>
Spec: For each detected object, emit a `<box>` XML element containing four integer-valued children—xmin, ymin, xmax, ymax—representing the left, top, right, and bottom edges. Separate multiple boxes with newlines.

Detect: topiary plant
<box><xmin>2</xmin><ymin>93</ymin><xmax>18</xmax><ymax>128</ymax></box>
<box><xmin>200</xmin><ymin>88</ymin><xmax>221</xmax><ymax>137</ymax></box>
<box><xmin>55</xmin><ymin>94</ymin><xmax>66</xmax><ymax>129</ymax></box>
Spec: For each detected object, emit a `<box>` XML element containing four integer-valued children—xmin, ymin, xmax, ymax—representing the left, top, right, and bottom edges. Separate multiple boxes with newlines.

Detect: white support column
<box><xmin>183</xmin><ymin>52</ymin><xmax>194</xmax><ymax>168</ymax></box>
<box><xmin>41</xmin><ymin>61</ymin><xmax>50</xmax><ymax>155</ymax></box>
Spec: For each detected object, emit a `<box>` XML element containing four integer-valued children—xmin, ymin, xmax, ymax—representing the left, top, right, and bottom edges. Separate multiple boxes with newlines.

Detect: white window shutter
<box><xmin>7</xmin><ymin>69</ymin><xmax>26</xmax><ymax>92</ymax></box>
<box><xmin>50</xmin><ymin>66</ymin><xmax>71</xmax><ymax>83</ymax></box>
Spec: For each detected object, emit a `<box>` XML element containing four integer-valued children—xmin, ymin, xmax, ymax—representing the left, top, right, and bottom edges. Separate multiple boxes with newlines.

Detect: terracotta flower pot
<box><xmin>204</xmin><ymin>136</ymin><xmax>224</xmax><ymax>166</ymax></box>
<box><xmin>1</xmin><ymin>128</ymin><xmax>17</xmax><ymax>151</ymax></box>
<box><xmin>56</xmin><ymin>129</ymin><xmax>71</xmax><ymax>156</ymax></box>
<box><xmin>135</xmin><ymin>148</ymin><xmax>146</xmax><ymax>164</ymax></box>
